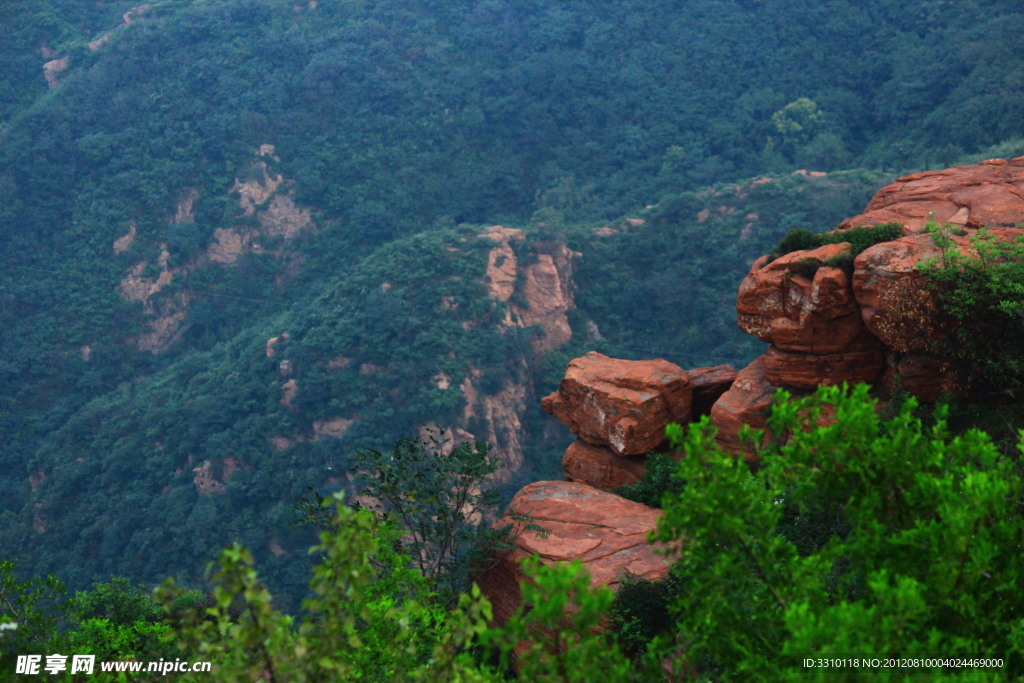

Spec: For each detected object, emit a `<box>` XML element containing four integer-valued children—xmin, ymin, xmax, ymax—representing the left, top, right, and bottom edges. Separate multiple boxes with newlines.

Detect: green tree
<box><xmin>349</xmin><ymin>426</ymin><xmax>513</xmax><ymax>600</ymax></box>
<box><xmin>0</xmin><ymin>559</ymin><xmax>67</xmax><ymax>670</ymax></box>
<box><xmin>60</xmin><ymin>577</ymin><xmax>190</xmax><ymax>662</ymax></box>
<box><xmin>159</xmin><ymin>494</ymin><xmax>497</xmax><ymax>682</ymax></box>
<box><xmin>771</xmin><ymin>97</ymin><xmax>826</xmax><ymax>149</ymax></box>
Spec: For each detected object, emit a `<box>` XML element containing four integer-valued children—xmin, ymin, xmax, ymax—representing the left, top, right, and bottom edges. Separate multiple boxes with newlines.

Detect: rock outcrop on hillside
<box><xmin>479</xmin><ymin>157</ymin><xmax>1024</xmax><ymax>642</ymax></box>
<box><xmin>115</xmin><ymin>146</ymin><xmax>315</xmax><ymax>352</ymax></box>
<box><xmin>708</xmin><ymin>157</ymin><xmax>1024</xmax><ymax>452</ymax></box>
<box><xmin>429</xmin><ymin>226</ymin><xmax>582</xmax><ymax>478</ymax></box>
<box><xmin>483</xmin><ymin>226</ymin><xmax>579</xmax><ymax>352</ymax></box>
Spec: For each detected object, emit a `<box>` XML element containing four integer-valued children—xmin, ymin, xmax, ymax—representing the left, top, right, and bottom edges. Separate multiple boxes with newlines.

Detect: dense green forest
<box><xmin>2</xmin><ymin>0</ymin><xmax>1024</xmax><ymax>640</ymax></box>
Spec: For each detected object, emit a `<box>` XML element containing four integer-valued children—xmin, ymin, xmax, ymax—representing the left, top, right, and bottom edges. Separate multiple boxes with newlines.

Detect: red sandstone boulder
<box><xmin>562</xmin><ymin>439</ymin><xmax>646</xmax><ymax>491</ymax></box>
<box><xmin>852</xmin><ymin>228</ymin><xmax>1024</xmax><ymax>351</ymax></box>
<box><xmin>709</xmin><ymin>357</ymin><xmax>777</xmax><ymax>459</ymax></box>
<box><xmin>542</xmin><ymin>352</ymin><xmax>692</xmax><ymax>455</ymax></box>
<box><xmin>877</xmin><ymin>353</ymin><xmax>962</xmax><ymax>403</ymax></box>
<box><xmin>688</xmin><ymin>364</ymin><xmax>738</xmax><ymax>417</ymax></box>
<box><xmin>737</xmin><ymin>243</ymin><xmax>878</xmax><ymax>354</ymax></box>
<box><xmin>477</xmin><ymin>480</ymin><xmax>669</xmax><ymax>627</ymax></box>
<box><xmin>852</xmin><ymin>232</ymin><xmax>956</xmax><ymax>347</ymax></box>
<box><xmin>840</xmin><ymin>157</ymin><xmax>1024</xmax><ymax>234</ymax></box>
<box><xmin>762</xmin><ymin>344</ymin><xmax>884</xmax><ymax>391</ymax></box>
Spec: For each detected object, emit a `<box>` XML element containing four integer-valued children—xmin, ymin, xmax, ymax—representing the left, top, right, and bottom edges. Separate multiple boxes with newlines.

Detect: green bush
<box><xmin>772</xmin><ymin>222</ymin><xmax>903</xmax><ymax>259</ymax></box>
<box><xmin>919</xmin><ymin>226</ymin><xmax>1024</xmax><ymax>396</ymax></box>
<box><xmin>822</xmin><ymin>251</ymin><xmax>855</xmax><ymax>278</ymax></box>
<box><xmin>790</xmin><ymin>256</ymin><xmax>823</xmax><ymax>280</ymax></box>
<box><xmin>774</xmin><ymin>227</ymin><xmax>821</xmax><ymax>255</ymax></box>
<box><xmin>607</xmin><ymin>564</ymin><xmax>686</xmax><ymax>659</ymax></box>
<box><xmin>613</xmin><ymin>452</ymin><xmax>685</xmax><ymax>508</ymax></box>
<box><xmin>0</xmin><ymin>560</ymin><xmax>66</xmax><ymax>672</ymax></box>
<box><xmin>839</xmin><ymin>223</ymin><xmax>904</xmax><ymax>254</ymax></box>
<box><xmin>648</xmin><ymin>383</ymin><xmax>1024</xmax><ymax>680</ymax></box>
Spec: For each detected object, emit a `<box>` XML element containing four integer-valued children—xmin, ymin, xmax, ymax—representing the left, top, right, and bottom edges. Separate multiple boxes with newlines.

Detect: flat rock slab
<box><xmin>478</xmin><ymin>480</ymin><xmax>669</xmax><ymax>626</ymax></box>
<box><xmin>840</xmin><ymin>157</ymin><xmax>1024</xmax><ymax>233</ymax></box>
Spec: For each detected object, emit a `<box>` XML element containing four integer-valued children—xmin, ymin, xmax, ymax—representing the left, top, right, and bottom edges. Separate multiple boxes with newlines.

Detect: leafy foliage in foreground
<box><xmin>613</xmin><ymin>452</ymin><xmax>686</xmax><ymax>508</ymax></box>
<box><xmin>6</xmin><ymin>387</ymin><xmax>1024</xmax><ymax>680</ymax></box>
<box><xmin>158</xmin><ymin>496</ymin><xmax>635</xmax><ymax>682</ymax></box>
<box><xmin>643</xmin><ymin>384</ymin><xmax>1024</xmax><ymax>680</ymax></box>
<box><xmin>0</xmin><ymin>563</ymin><xmax>202</xmax><ymax>680</ymax></box>
<box><xmin>159</xmin><ymin>500</ymin><xmax>491</xmax><ymax>682</ymax></box>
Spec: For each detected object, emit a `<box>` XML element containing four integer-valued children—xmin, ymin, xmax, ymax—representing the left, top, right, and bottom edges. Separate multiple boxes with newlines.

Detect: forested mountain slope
<box><xmin>2</xmin><ymin>0</ymin><xmax>1023</xmax><ymax>602</ymax></box>
<box><xmin>4</xmin><ymin>168</ymin><xmax>890</xmax><ymax>603</ymax></box>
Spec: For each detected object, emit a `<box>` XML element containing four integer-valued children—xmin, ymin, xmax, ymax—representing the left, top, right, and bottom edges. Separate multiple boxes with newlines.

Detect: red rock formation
<box><xmin>483</xmin><ymin>227</ymin><xmax>578</xmax><ymax>352</ymax></box>
<box><xmin>853</xmin><ymin>228</ymin><xmax>1024</xmax><ymax>352</ymax></box>
<box><xmin>737</xmin><ymin>243</ymin><xmax>877</xmax><ymax>354</ymax></box>
<box><xmin>478</xmin><ymin>158</ymin><xmax>1024</xmax><ymax>653</ymax></box>
<box><xmin>762</xmin><ymin>345</ymin><xmax>884</xmax><ymax>391</ymax></box>
<box><xmin>840</xmin><ymin>157</ymin><xmax>1024</xmax><ymax>234</ymax></box>
<box><xmin>688</xmin><ymin>364</ymin><xmax>738</xmax><ymax>418</ymax></box>
<box><xmin>877</xmin><ymin>353</ymin><xmax>961</xmax><ymax>403</ymax></box>
<box><xmin>478</xmin><ymin>481</ymin><xmax>669</xmax><ymax>627</ymax></box>
<box><xmin>562</xmin><ymin>439</ymin><xmax>646</xmax><ymax>491</ymax></box>
<box><xmin>709</xmin><ymin>357</ymin><xmax>777</xmax><ymax>459</ymax></box>
<box><xmin>736</xmin><ymin>242</ymin><xmax>886</xmax><ymax>391</ymax></box>
<box><xmin>734</xmin><ymin>160</ymin><xmax>1024</xmax><ymax>400</ymax></box>
<box><xmin>542</xmin><ymin>352</ymin><xmax>692</xmax><ymax>456</ymax></box>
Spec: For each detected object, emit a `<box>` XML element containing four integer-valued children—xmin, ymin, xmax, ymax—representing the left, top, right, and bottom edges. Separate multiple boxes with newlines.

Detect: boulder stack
<box><xmin>477</xmin><ymin>157</ymin><xmax>1024</xmax><ymax>643</ymax></box>
<box><xmin>541</xmin><ymin>351</ymin><xmax>693</xmax><ymax>456</ymax></box>
<box><xmin>542</xmin><ymin>351</ymin><xmax>734</xmax><ymax>490</ymax></box>
<box><xmin>478</xmin><ymin>354</ymin><xmax>736</xmax><ymax>633</ymax></box>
